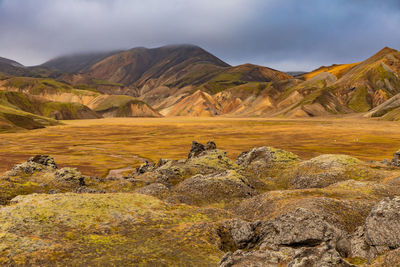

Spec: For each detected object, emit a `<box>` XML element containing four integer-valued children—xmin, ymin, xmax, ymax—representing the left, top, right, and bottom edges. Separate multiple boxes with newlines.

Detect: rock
<box><xmin>218</xmin><ymin>219</ymin><xmax>257</xmax><ymax>250</ymax></box>
<box><xmin>170</xmin><ymin>170</ymin><xmax>256</xmax><ymax>205</ymax></box>
<box><xmin>219</xmin><ymin>208</ymin><xmax>352</xmax><ymax>266</ymax></box>
<box><xmin>365</xmin><ymin>197</ymin><xmax>400</xmax><ymax>252</ymax></box>
<box><xmin>54</xmin><ymin>167</ymin><xmax>85</xmax><ymax>186</ymax></box>
<box><xmin>219</xmin><ymin>249</ymin><xmax>292</xmax><ymax>267</ymax></box>
<box><xmin>218</xmin><ymin>244</ymin><xmax>354</xmax><ymax>267</ymax></box>
<box><xmin>236</xmin><ymin>146</ymin><xmax>300</xmax><ymax>168</ymax></box>
<box><xmin>188</xmin><ymin>141</ymin><xmax>205</xmax><ymax>158</ymax></box>
<box><xmin>258</xmin><ymin>208</ymin><xmax>346</xmax><ymax>251</ymax></box>
<box><xmin>28</xmin><ymin>155</ymin><xmax>58</xmax><ymax>169</ymax></box>
<box><xmin>156</xmin><ymin>158</ymin><xmax>172</xmax><ymax>168</ymax></box>
<box><xmin>370</xmin><ymin>248</ymin><xmax>400</xmax><ymax>266</ymax></box>
<box><xmin>349</xmin><ymin>226</ymin><xmax>371</xmax><ymax>259</ymax></box>
<box><xmin>289</xmin><ymin>243</ymin><xmax>355</xmax><ymax>267</ymax></box>
<box><xmin>289</xmin><ymin>154</ymin><xmax>365</xmax><ymax>189</ymax></box>
<box><xmin>136</xmin><ymin>183</ymin><xmax>169</xmax><ymax>198</ymax></box>
<box><xmin>136</xmin><ymin>161</ymin><xmax>155</xmax><ymax>174</ymax></box>
<box><xmin>10</xmin><ymin>161</ymin><xmax>44</xmax><ymax>175</ymax></box>
<box><xmin>9</xmin><ymin>155</ymin><xmax>58</xmax><ymax>175</ymax></box>
<box><xmin>74</xmin><ymin>186</ymin><xmax>106</xmax><ymax>193</ymax></box>
<box><xmin>205</xmin><ymin>141</ymin><xmax>217</xmax><ymax>150</ymax></box>
<box><xmin>391</xmin><ymin>149</ymin><xmax>400</xmax><ymax>167</ymax></box>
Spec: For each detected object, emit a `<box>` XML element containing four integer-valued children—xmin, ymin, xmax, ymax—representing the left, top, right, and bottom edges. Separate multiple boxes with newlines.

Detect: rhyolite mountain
<box><xmin>1</xmin><ymin>44</ymin><xmax>400</xmax><ymax>129</ymax></box>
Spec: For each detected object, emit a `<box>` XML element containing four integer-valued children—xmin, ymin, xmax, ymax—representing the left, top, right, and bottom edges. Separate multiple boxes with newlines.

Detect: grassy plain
<box><xmin>0</xmin><ymin>117</ymin><xmax>399</xmax><ymax>177</ymax></box>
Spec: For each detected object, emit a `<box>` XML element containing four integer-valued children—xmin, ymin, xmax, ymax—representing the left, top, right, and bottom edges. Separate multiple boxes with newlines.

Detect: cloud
<box><xmin>0</xmin><ymin>0</ymin><xmax>399</xmax><ymax>70</ymax></box>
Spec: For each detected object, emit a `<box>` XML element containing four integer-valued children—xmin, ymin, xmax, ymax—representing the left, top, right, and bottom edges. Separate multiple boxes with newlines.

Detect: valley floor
<box><xmin>0</xmin><ymin>116</ymin><xmax>399</xmax><ymax>177</ymax></box>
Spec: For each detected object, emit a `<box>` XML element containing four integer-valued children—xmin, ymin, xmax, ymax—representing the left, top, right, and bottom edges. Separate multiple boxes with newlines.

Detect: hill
<box><xmin>0</xmin><ymin>103</ymin><xmax>59</xmax><ymax>132</ymax></box>
<box><xmin>41</xmin><ymin>51</ymin><xmax>121</xmax><ymax>73</ymax></box>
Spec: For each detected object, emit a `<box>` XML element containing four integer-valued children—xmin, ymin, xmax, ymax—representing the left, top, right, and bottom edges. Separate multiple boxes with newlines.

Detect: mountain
<box><xmin>0</xmin><ymin>103</ymin><xmax>59</xmax><ymax>132</ymax></box>
<box><xmin>0</xmin><ymin>76</ymin><xmax>161</xmax><ymax>121</ymax></box>
<box><xmin>2</xmin><ymin>45</ymin><xmax>400</xmax><ymax>122</ymax></box>
<box><xmin>41</xmin><ymin>51</ymin><xmax>121</xmax><ymax>73</ymax></box>
<box><xmin>275</xmin><ymin>47</ymin><xmax>400</xmax><ymax>117</ymax></box>
<box><xmin>0</xmin><ymin>57</ymin><xmax>32</xmax><ymax>77</ymax></box>
<box><xmin>44</xmin><ymin>45</ymin><xmax>230</xmax><ymax>96</ymax></box>
<box><xmin>89</xmin><ymin>95</ymin><xmax>162</xmax><ymax>118</ymax></box>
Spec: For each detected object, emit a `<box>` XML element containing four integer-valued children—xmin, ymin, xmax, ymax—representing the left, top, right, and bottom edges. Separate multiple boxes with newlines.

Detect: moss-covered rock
<box><xmin>169</xmin><ymin>170</ymin><xmax>257</xmax><ymax>205</ymax></box>
<box><xmin>0</xmin><ymin>193</ymin><xmax>232</xmax><ymax>266</ymax></box>
<box><xmin>288</xmin><ymin>154</ymin><xmax>382</xmax><ymax>189</ymax></box>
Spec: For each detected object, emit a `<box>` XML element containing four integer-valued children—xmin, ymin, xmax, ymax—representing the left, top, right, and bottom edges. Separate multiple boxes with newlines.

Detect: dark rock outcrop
<box><xmin>188</xmin><ymin>140</ymin><xmax>217</xmax><ymax>159</ymax></box>
<box><xmin>28</xmin><ymin>155</ymin><xmax>58</xmax><ymax>169</ymax></box>
<box><xmin>392</xmin><ymin>149</ymin><xmax>400</xmax><ymax>167</ymax></box>
<box><xmin>136</xmin><ymin>161</ymin><xmax>155</xmax><ymax>174</ymax></box>
<box><xmin>10</xmin><ymin>155</ymin><xmax>58</xmax><ymax>175</ymax></box>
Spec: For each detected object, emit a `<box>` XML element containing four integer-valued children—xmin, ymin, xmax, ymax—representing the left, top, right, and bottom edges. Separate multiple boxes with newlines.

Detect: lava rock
<box><xmin>54</xmin><ymin>167</ymin><xmax>85</xmax><ymax>186</ymax></box>
<box><xmin>188</xmin><ymin>141</ymin><xmax>206</xmax><ymax>158</ymax></box>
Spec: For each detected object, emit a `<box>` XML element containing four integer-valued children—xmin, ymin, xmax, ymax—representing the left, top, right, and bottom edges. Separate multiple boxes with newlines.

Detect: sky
<box><xmin>0</xmin><ymin>0</ymin><xmax>399</xmax><ymax>71</ymax></box>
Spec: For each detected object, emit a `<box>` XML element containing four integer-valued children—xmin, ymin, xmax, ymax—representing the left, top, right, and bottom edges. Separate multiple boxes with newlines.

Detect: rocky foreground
<box><xmin>1</xmin><ymin>143</ymin><xmax>400</xmax><ymax>266</ymax></box>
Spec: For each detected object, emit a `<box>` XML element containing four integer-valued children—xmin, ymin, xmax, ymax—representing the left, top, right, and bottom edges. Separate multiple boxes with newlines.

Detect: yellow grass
<box><xmin>0</xmin><ymin>117</ymin><xmax>399</xmax><ymax>177</ymax></box>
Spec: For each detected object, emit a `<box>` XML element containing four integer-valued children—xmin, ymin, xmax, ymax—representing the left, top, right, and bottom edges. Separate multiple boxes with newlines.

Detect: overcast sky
<box><xmin>0</xmin><ymin>0</ymin><xmax>399</xmax><ymax>71</ymax></box>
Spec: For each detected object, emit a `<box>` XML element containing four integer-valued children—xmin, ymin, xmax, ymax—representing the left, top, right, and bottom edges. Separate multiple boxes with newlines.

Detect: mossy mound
<box><xmin>136</xmin><ymin>149</ymin><xmax>243</xmax><ymax>187</ymax></box>
<box><xmin>0</xmin><ymin>193</ymin><xmax>232</xmax><ymax>266</ymax></box>
<box><xmin>235</xmin><ymin>146</ymin><xmax>300</xmax><ymax>191</ymax></box>
<box><xmin>169</xmin><ymin>170</ymin><xmax>257</xmax><ymax>206</ymax></box>
<box><xmin>288</xmin><ymin>154</ymin><xmax>382</xmax><ymax>189</ymax></box>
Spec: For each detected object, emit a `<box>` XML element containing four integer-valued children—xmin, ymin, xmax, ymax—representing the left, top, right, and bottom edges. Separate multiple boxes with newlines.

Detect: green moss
<box><xmin>346</xmin><ymin>257</ymin><xmax>368</xmax><ymax>265</ymax></box>
<box><xmin>0</xmin><ymin>193</ymin><xmax>229</xmax><ymax>266</ymax></box>
<box><xmin>204</xmin><ymin>72</ymin><xmax>247</xmax><ymax>94</ymax></box>
<box><xmin>0</xmin><ymin>104</ymin><xmax>59</xmax><ymax>132</ymax></box>
<box><xmin>94</xmin><ymin>95</ymin><xmax>143</xmax><ymax>112</ymax></box>
<box><xmin>92</xmin><ymin>78</ymin><xmax>124</xmax><ymax>87</ymax></box>
<box><xmin>348</xmin><ymin>86</ymin><xmax>371</xmax><ymax>112</ymax></box>
<box><xmin>4</xmin><ymin>77</ymin><xmax>99</xmax><ymax>98</ymax></box>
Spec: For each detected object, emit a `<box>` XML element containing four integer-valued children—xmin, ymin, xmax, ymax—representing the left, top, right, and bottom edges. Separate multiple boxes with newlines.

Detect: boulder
<box><xmin>136</xmin><ymin>161</ymin><xmax>155</xmax><ymax>175</ymax></box>
<box><xmin>392</xmin><ymin>149</ymin><xmax>400</xmax><ymax>167</ymax></box>
<box><xmin>289</xmin><ymin>154</ymin><xmax>367</xmax><ymax>189</ymax></box>
<box><xmin>28</xmin><ymin>155</ymin><xmax>58</xmax><ymax>169</ymax></box>
<box><xmin>188</xmin><ymin>140</ymin><xmax>217</xmax><ymax>159</ymax></box>
<box><xmin>217</xmin><ymin>219</ymin><xmax>257</xmax><ymax>250</ymax></box>
<box><xmin>219</xmin><ymin>208</ymin><xmax>354</xmax><ymax>267</ymax></box>
<box><xmin>236</xmin><ymin>146</ymin><xmax>300</xmax><ymax>169</ymax></box>
<box><xmin>10</xmin><ymin>155</ymin><xmax>58</xmax><ymax>175</ymax></box>
<box><xmin>188</xmin><ymin>141</ymin><xmax>205</xmax><ymax>158</ymax></box>
<box><xmin>365</xmin><ymin>197</ymin><xmax>400</xmax><ymax>252</ymax></box>
<box><xmin>258</xmin><ymin>208</ymin><xmax>346</xmax><ymax>250</ymax></box>
<box><xmin>219</xmin><ymin>249</ymin><xmax>292</xmax><ymax>267</ymax></box>
<box><xmin>205</xmin><ymin>141</ymin><xmax>217</xmax><ymax>150</ymax></box>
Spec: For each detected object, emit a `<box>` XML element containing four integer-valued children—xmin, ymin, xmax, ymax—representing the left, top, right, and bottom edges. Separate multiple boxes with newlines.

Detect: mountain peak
<box><xmin>374</xmin><ymin>46</ymin><xmax>398</xmax><ymax>57</ymax></box>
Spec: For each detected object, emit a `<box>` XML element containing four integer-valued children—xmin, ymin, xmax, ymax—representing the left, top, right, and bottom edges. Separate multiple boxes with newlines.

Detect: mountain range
<box><xmin>0</xmin><ymin>44</ymin><xmax>400</xmax><ymax>130</ymax></box>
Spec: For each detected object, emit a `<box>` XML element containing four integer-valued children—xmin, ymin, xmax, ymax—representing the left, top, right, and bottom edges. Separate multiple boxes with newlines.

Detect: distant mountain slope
<box><xmin>274</xmin><ymin>47</ymin><xmax>400</xmax><ymax>117</ymax></box>
<box><xmin>2</xmin><ymin>45</ymin><xmax>400</xmax><ymax>120</ymax></box>
<box><xmin>89</xmin><ymin>95</ymin><xmax>162</xmax><ymax>118</ymax></box>
<box><xmin>41</xmin><ymin>51</ymin><xmax>121</xmax><ymax>73</ymax></box>
<box><xmin>0</xmin><ymin>57</ymin><xmax>35</xmax><ymax>77</ymax></box>
<box><xmin>0</xmin><ymin>89</ymin><xmax>100</xmax><ymax>120</ymax></box>
<box><xmin>0</xmin><ymin>76</ymin><xmax>160</xmax><ymax>119</ymax></box>
<box><xmin>0</xmin><ymin>104</ymin><xmax>59</xmax><ymax>132</ymax></box>
<box><xmin>302</xmin><ymin>62</ymin><xmax>360</xmax><ymax>80</ymax></box>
